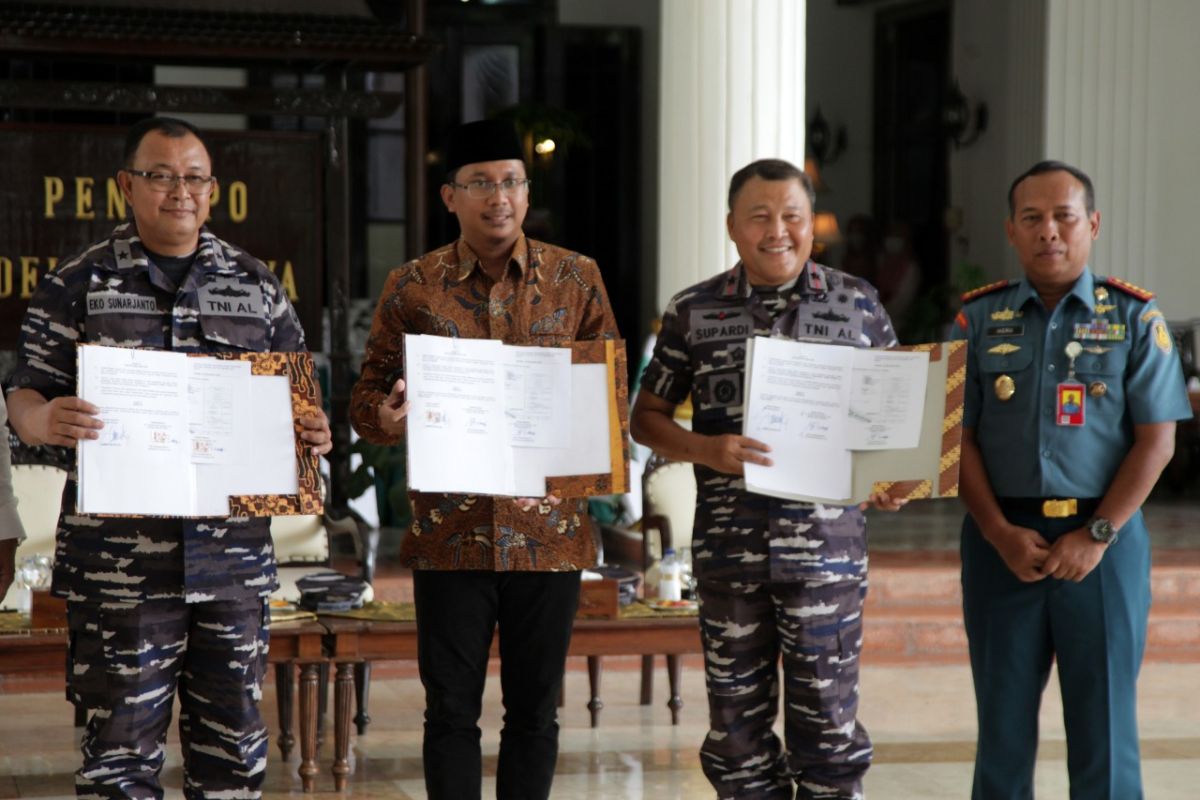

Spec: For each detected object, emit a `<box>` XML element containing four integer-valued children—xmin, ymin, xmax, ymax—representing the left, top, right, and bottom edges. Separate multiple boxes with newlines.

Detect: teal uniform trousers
<box><xmin>962</xmin><ymin>505</ymin><xmax>1150</xmax><ymax>800</ymax></box>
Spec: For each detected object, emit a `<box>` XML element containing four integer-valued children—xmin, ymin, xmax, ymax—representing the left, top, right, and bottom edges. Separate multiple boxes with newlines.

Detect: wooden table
<box><xmin>0</xmin><ymin>617</ymin><xmax>330</xmax><ymax>794</ymax></box>
<box><xmin>319</xmin><ymin>611</ymin><xmax>703</xmax><ymax>789</ymax></box>
<box><xmin>259</xmin><ymin>620</ymin><xmax>328</xmax><ymax>793</ymax></box>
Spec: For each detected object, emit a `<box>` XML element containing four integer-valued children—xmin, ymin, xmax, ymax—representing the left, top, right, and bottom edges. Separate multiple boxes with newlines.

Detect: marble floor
<box><xmin>1</xmin><ymin>656</ymin><xmax>1199</xmax><ymax>798</ymax></box>
<box><xmin>3</xmin><ymin>491</ymin><xmax>1197</xmax><ymax>797</ymax></box>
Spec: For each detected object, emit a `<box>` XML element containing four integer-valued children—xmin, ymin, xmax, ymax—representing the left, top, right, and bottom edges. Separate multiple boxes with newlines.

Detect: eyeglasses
<box><xmin>450</xmin><ymin>178</ymin><xmax>531</xmax><ymax>199</ymax></box>
<box><xmin>125</xmin><ymin>169</ymin><xmax>216</xmax><ymax>195</ymax></box>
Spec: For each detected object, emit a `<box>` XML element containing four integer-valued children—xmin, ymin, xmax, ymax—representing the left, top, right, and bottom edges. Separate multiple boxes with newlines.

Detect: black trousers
<box><xmin>413</xmin><ymin>569</ymin><xmax>582</xmax><ymax>800</ymax></box>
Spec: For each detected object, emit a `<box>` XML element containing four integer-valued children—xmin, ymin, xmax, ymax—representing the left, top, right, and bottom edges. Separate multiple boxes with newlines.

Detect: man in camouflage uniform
<box><xmin>631</xmin><ymin>159</ymin><xmax>902</xmax><ymax>800</ymax></box>
<box><xmin>6</xmin><ymin>117</ymin><xmax>331</xmax><ymax>799</ymax></box>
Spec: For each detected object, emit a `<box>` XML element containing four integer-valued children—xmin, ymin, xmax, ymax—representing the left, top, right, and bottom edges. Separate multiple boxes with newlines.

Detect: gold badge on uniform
<box><xmin>1154</xmin><ymin>319</ymin><xmax>1173</xmax><ymax>353</ymax></box>
<box><xmin>990</xmin><ymin>308</ymin><xmax>1022</xmax><ymax>321</ymax></box>
<box><xmin>1095</xmin><ymin>303</ymin><xmax>1117</xmax><ymax>314</ymax></box>
<box><xmin>1141</xmin><ymin>308</ymin><xmax>1164</xmax><ymax>323</ymax></box>
<box><xmin>1089</xmin><ymin>381</ymin><xmax>1108</xmax><ymax>398</ymax></box>
<box><xmin>987</xmin><ymin>343</ymin><xmax>1022</xmax><ymax>355</ymax></box>
<box><xmin>1095</xmin><ymin>286</ymin><xmax>1109</xmax><ymax>302</ymax></box>
<box><xmin>1083</xmin><ymin>345</ymin><xmax>1112</xmax><ymax>355</ymax></box>
<box><xmin>994</xmin><ymin>375</ymin><xmax>1015</xmax><ymax>401</ymax></box>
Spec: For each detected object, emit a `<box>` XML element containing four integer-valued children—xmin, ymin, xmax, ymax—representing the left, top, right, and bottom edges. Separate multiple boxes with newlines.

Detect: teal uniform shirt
<box><xmin>952</xmin><ymin>267</ymin><xmax>1192</xmax><ymax>498</ymax></box>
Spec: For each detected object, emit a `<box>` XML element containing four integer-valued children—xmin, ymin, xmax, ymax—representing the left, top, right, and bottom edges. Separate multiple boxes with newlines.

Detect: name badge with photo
<box><xmin>199</xmin><ymin>279</ymin><xmax>265</xmax><ymax>319</ymax></box>
<box><xmin>1056</xmin><ymin>381</ymin><xmax>1086</xmax><ymax>427</ymax></box>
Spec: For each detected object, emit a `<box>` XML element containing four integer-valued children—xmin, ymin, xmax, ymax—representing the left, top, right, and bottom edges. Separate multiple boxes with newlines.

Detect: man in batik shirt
<box><xmin>350</xmin><ymin>118</ymin><xmax>619</xmax><ymax>800</ymax></box>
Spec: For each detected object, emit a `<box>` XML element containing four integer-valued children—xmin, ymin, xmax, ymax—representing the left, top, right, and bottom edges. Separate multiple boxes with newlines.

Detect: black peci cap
<box><xmin>444</xmin><ymin>119</ymin><xmax>525</xmax><ymax>176</ymax></box>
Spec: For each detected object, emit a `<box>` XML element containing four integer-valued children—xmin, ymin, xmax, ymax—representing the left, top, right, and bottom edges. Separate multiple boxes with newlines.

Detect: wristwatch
<box><xmin>1087</xmin><ymin>517</ymin><xmax>1118</xmax><ymax>545</ymax></box>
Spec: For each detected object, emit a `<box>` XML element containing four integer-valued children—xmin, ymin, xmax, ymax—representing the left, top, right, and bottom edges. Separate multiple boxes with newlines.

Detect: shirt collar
<box><xmin>454</xmin><ymin>233</ymin><xmax>528</xmax><ymax>281</ymax></box>
<box><xmin>1068</xmin><ymin>266</ymin><xmax>1097</xmax><ymax>311</ymax></box>
<box><xmin>1012</xmin><ymin>266</ymin><xmax>1095</xmax><ymax>312</ymax></box>
<box><xmin>108</xmin><ymin>223</ymin><xmax>223</xmax><ymax>275</ymax></box>
<box><xmin>717</xmin><ymin>260</ymin><xmax>824</xmax><ymax>301</ymax></box>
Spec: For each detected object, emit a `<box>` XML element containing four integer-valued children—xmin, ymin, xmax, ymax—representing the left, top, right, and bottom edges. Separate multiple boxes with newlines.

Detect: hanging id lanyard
<box><xmin>1056</xmin><ymin>340</ymin><xmax>1085</xmax><ymax>426</ymax></box>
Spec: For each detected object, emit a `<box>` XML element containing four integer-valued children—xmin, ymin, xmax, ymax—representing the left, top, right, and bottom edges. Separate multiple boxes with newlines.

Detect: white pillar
<box><xmin>656</xmin><ymin>0</ymin><xmax>807</xmax><ymax>312</ymax></box>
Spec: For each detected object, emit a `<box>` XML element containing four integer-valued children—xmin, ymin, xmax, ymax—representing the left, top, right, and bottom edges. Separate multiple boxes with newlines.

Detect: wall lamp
<box><xmin>807</xmin><ymin>106</ymin><xmax>847</xmax><ymax>166</ymax></box>
<box><xmin>943</xmin><ymin>80</ymin><xmax>988</xmax><ymax>148</ymax></box>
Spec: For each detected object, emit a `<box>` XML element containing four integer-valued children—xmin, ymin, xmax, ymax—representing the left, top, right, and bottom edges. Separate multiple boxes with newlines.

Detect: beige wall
<box><xmin>1045</xmin><ymin>0</ymin><xmax>1200</xmax><ymax>321</ymax></box>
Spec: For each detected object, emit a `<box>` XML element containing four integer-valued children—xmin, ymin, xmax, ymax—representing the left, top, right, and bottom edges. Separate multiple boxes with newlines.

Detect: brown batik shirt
<box><xmin>350</xmin><ymin>235</ymin><xmax>620</xmax><ymax>572</ymax></box>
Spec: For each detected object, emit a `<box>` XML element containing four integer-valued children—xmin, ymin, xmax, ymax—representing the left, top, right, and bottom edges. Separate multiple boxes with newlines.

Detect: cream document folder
<box><xmin>76</xmin><ymin>344</ymin><xmax>298</xmax><ymax>517</ymax></box>
<box><xmin>742</xmin><ymin>336</ymin><xmax>934</xmax><ymax>505</ymax></box>
<box><xmin>404</xmin><ymin>333</ymin><xmax>614</xmax><ymax>497</ymax></box>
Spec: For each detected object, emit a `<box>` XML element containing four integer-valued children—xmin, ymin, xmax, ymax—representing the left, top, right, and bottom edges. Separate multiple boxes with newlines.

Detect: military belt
<box><xmin>996</xmin><ymin>497</ymin><xmax>1101</xmax><ymax>519</ymax></box>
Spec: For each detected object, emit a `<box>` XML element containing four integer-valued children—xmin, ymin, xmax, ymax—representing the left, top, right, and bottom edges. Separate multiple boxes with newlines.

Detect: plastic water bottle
<box><xmin>658</xmin><ymin>548</ymin><xmax>683</xmax><ymax>602</ymax></box>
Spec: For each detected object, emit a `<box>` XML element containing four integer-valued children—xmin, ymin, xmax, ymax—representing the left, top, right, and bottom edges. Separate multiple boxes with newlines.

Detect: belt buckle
<box><xmin>1042</xmin><ymin>498</ymin><xmax>1077</xmax><ymax>518</ymax></box>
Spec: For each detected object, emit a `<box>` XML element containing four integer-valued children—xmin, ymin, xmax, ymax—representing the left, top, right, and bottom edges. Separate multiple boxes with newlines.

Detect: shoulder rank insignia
<box><xmin>990</xmin><ymin>308</ymin><xmax>1022</xmax><ymax>321</ymax></box>
<box><xmin>961</xmin><ymin>279</ymin><xmax>1012</xmax><ymax>304</ymax></box>
<box><xmin>1104</xmin><ymin>276</ymin><xmax>1155</xmax><ymax>301</ymax></box>
<box><xmin>987</xmin><ymin>343</ymin><xmax>1021</xmax><ymax>355</ymax></box>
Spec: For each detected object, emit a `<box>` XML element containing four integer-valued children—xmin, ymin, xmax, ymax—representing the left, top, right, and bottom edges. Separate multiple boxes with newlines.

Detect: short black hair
<box><xmin>727</xmin><ymin>159</ymin><xmax>815</xmax><ymax>212</ymax></box>
<box><xmin>1007</xmin><ymin>160</ymin><xmax>1095</xmax><ymax>217</ymax></box>
<box><xmin>123</xmin><ymin>117</ymin><xmax>208</xmax><ymax>167</ymax></box>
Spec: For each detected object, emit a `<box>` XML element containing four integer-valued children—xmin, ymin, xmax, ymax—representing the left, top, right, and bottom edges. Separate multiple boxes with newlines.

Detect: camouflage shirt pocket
<box><xmin>84</xmin><ymin>289</ymin><xmax>168</xmax><ymax>349</ymax></box>
<box><xmin>694</xmin><ymin>370</ymin><xmax>743</xmax><ymax>415</ymax></box>
<box><xmin>199</xmin><ymin>312</ymin><xmax>271</xmax><ymax>351</ymax></box>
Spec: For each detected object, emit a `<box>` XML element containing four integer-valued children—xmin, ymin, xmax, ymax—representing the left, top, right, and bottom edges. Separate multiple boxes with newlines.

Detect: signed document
<box><xmin>76</xmin><ymin>344</ymin><xmax>302</xmax><ymax>517</ymax></box>
<box><xmin>742</xmin><ymin>337</ymin><xmax>939</xmax><ymax>505</ymax></box>
<box><xmin>847</xmin><ymin>348</ymin><xmax>929</xmax><ymax>450</ymax></box>
<box><xmin>742</xmin><ymin>336</ymin><xmax>856</xmax><ymax>501</ymax></box>
<box><xmin>404</xmin><ymin>334</ymin><xmax>625</xmax><ymax>497</ymax></box>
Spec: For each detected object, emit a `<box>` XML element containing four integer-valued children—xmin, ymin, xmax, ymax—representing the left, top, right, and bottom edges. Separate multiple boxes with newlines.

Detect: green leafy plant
<box><xmin>902</xmin><ymin>261</ymin><xmax>987</xmax><ymax>343</ymax></box>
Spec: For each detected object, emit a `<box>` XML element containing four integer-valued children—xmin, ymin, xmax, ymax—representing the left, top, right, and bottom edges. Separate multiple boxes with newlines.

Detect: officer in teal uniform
<box><xmin>952</xmin><ymin>160</ymin><xmax>1192</xmax><ymax>799</ymax></box>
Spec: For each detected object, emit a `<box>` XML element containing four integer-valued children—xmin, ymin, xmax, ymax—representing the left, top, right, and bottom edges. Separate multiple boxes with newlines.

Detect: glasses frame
<box><xmin>450</xmin><ymin>178</ymin><xmax>532</xmax><ymax>200</ymax></box>
<box><xmin>124</xmin><ymin>168</ymin><xmax>216</xmax><ymax>195</ymax></box>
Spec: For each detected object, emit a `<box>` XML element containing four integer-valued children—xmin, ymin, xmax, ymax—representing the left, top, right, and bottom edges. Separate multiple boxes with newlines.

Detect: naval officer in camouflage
<box><xmin>6</xmin><ymin>117</ymin><xmax>332</xmax><ymax>799</ymax></box>
<box><xmin>631</xmin><ymin>159</ymin><xmax>903</xmax><ymax>800</ymax></box>
<box><xmin>953</xmin><ymin>160</ymin><xmax>1192</xmax><ymax>799</ymax></box>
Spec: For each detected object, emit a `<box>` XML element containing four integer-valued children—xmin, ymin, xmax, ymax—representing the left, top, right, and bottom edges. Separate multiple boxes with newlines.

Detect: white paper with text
<box><xmin>742</xmin><ymin>337</ymin><xmax>855</xmax><ymax>501</ymax></box>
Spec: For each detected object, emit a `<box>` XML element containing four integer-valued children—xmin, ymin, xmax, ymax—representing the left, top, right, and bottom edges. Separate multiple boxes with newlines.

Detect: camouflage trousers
<box><xmin>66</xmin><ymin>597</ymin><xmax>270</xmax><ymax>799</ymax></box>
<box><xmin>696</xmin><ymin>578</ymin><xmax>872</xmax><ymax>800</ymax></box>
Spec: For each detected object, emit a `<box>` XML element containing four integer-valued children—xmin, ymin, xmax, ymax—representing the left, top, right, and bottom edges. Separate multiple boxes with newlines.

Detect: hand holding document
<box><xmin>742</xmin><ymin>337</ymin><xmax>960</xmax><ymax>505</ymax></box>
<box><xmin>403</xmin><ymin>334</ymin><xmax>629</xmax><ymax>497</ymax></box>
<box><xmin>76</xmin><ymin>344</ymin><xmax>320</xmax><ymax>518</ymax></box>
